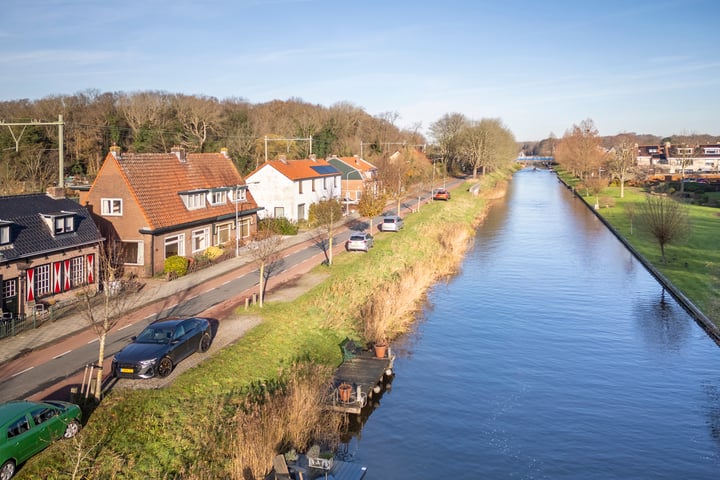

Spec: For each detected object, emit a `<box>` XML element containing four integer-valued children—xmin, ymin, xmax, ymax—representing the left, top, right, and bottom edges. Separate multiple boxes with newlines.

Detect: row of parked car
<box><xmin>346</xmin><ymin>188</ymin><xmax>451</xmax><ymax>253</ymax></box>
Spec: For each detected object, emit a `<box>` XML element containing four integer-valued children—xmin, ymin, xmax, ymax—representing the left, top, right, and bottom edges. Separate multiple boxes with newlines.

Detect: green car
<box><xmin>0</xmin><ymin>400</ymin><xmax>82</xmax><ymax>480</ymax></box>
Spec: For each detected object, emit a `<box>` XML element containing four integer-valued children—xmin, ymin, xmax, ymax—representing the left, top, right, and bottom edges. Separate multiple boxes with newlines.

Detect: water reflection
<box><xmin>353</xmin><ymin>168</ymin><xmax>720</xmax><ymax>479</ymax></box>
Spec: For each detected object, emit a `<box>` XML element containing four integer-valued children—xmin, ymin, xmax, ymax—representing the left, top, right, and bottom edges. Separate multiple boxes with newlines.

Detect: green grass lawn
<box><xmin>578</xmin><ymin>183</ymin><xmax>720</xmax><ymax>323</ymax></box>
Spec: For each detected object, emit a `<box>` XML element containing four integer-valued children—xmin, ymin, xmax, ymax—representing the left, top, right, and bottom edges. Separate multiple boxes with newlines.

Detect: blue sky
<box><xmin>1</xmin><ymin>0</ymin><xmax>719</xmax><ymax>141</ymax></box>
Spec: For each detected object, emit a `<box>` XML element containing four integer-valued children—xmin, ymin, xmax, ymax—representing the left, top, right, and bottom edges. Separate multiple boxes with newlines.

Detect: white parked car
<box><xmin>380</xmin><ymin>215</ymin><xmax>404</xmax><ymax>232</ymax></box>
<box><xmin>346</xmin><ymin>232</ymin><xmax>374</xmax><ymax>252</ymax></box>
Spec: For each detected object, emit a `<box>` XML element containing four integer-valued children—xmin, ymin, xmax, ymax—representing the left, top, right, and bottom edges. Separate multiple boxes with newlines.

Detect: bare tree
<box><xmin>310</xmin><ymin>198</ymin><xmax>343</xmax><ymax>266</ymax></box>
<box><xmin>638</xmin><ymin>194</ymin><xmax>690</xmax><ymax>263</ymax></box>
<box><xmin>555</xmin><ymin>119</ymin><xmax>605</xmax><ymax>180</ymax></box>
<box><xmin>77</xmin><ymin>241</ymin><xmax>139</xmax><ymax>400</ymax></box>
<box><xmin>458</xmin><ymin>118</ymin><xmax>516</xmax><ymax>178</ymax></box>
<box><xmin>429</xmin><ymin>112</ymin><xmax>468</xmax><ymax>173</ymax></box>
<box><xmin>248</xmin><ymin>220</ymin><xmax>285</xmax><ymax>307</ymax></box>
<box><xmin>173</xmin><ymin>94</ymin><xmax>222</xmax><ymax>152</ymax></box>
<box><xmin>607</xmin><ymin>134</ymin><xmax>637</xmax><ymax>198</ymax></box>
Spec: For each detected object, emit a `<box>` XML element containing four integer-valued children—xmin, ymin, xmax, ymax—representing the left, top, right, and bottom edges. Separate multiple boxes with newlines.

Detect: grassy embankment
<box><xmin>555</xmin><ymin>169</ymin><xmax>720</xmax><ymax>325</ymax></box>
<box><xmin>23</xmin><ymin>169</ymin><xmax>515</xmax><ymax>479</ymax></box>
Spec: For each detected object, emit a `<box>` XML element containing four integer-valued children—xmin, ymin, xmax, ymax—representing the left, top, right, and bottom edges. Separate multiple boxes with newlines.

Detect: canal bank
<box><xmin>556</xmin><ymin>173</ymin><xmax>720</xmax><ymax>343</ymax></box>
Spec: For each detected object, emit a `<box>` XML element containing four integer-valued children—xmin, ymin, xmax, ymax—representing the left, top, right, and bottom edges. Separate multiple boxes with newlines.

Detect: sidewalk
<box><xmin>0</xmin><ymin>218</ymin><xmax>354</xmax><ymax>365</ymax></box>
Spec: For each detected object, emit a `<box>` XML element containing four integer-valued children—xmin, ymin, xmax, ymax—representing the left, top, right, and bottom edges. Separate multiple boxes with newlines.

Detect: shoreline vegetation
<box><xmin>554</xmin><ymin>168</ymin><xmax>720</xmax><ymax>331</ymax></box>
<box><xmin>24</xmin><ymin>168</ymin><xmax>516</xmax><ymax>479</ymax></box>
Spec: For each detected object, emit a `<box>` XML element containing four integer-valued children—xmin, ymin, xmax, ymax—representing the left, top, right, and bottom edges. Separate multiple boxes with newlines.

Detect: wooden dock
<box><xmin>330</xmin><ymin>348</ymin><xmax>395</xmax><ymax>415</ymax></box>
<box><xmin>271</xmin><ymin>454</ymin><xmax>367</xmax><ymax>480</ymax></box>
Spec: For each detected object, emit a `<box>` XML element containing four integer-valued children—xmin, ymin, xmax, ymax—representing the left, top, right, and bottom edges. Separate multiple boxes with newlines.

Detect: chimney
<box><xmin>353</xmin><ymin>154</ymin><xmax>359</xmax><ymax>165</ymax></box>
<box><xmin>309</xmin><ymin>154</ymin><xmax>317</xmax><ymax>162</ymax></box>
<box><xmin>110</xmin><ymin>145</ymin><xmax>121</xmax><ymax>159</ymax></box>
<box><xmin>220</xmin><ymin>147</ymin><xmax>229</xmax><ymax>158</ymax></box>
<box><xmin>171</xmin><ymin>146</ymin><xmax>187</xmax><ymax>163</ymax></box>
<box><xmin>46</xmin><ymin>186</ymin><xmax>65</xmax><ymax>199</ymax></box>
<box><xmin>278</xmin><ymin>155</ymin><xmax>288</xmax><ymax>164</ymax></box>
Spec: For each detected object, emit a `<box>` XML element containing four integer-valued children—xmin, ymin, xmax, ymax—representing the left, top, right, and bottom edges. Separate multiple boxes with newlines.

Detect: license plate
<box><xmin>120</xmin><ymin>368</ymin><xmax>134</xmax><ymax>374</ymax></box>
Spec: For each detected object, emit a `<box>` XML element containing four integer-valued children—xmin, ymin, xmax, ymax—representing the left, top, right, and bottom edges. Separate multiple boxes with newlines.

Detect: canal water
<box><xmin>350</xmin><ymin>168</ymin><xmax>720</xmax><ymax>479</ymax></box>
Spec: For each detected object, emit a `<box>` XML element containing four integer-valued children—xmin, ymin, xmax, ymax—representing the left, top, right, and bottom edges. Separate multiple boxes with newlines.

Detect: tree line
<box><xmin>0</xmin><ymin>91</ymin><xmax>426</xmax><ymax>195</ymax></box>
<box><xmin>0</xmin><ymin>91</ymin><xmax>521</xmax><ymax>197</ymax></box>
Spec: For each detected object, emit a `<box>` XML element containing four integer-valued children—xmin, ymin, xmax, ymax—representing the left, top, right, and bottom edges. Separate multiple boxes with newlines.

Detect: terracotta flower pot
<box><xmin>338</xmin><ymin>383</ymin><xmax>352</xmax><ymax>402</ymax></box>
<box><xmin>373</xmin><ymin>342</ymin><xmax>387</xmax><ymax>358</ymax></box>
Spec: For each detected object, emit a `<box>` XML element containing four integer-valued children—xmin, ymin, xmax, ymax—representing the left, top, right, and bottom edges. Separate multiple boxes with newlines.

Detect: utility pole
<box><xmin>263</xmin><ymin>135</ymin><xmax>313</xmax><ymax>167</ymax></box>
<box><xmin>0</xmin><ymin>115</ymin><xmax>65</xmax><ymax>187</ymax></box>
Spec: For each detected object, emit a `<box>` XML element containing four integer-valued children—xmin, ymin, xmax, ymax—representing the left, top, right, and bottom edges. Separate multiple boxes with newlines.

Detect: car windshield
<box><xmin>383</xmin><ymin>218</ymin><xmax>395</xmax><ymax>223</ymax></box>
<box><xmin>350</xmin><ymin>235</ymin><xmax>365</xmax><ymax>241</ymax></box>
<box><xmin>136</xmin><ymin>326</ymin><xmax>174</xmax><ymax>344</ymax></box>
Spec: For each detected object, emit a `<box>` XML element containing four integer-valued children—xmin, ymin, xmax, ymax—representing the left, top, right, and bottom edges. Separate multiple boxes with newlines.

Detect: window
<box><xmin>164</xmin><ymin>234</ymin><xmax>185</xmax><ymax>259</ymax></box>
<box><xmin>312</xmin><ymin>179</ymin><xmax>316</xmax><ymax>192</ymax></box>
<box><xmin>121</xmin><ymin>241</ymin><xmax>143</xmax><ymax>265</ymax></box>
<box><xmin>297</xmin><ymin>203</ymin><xmax>305</xmax><ymax>221</ymax></box>
<box><xmin>238</xmin><ymin>219</ymin><xmax>251</xmax><ymax>239</ymax></box>
<box><xmin>216</xmin><ymin>222</ymin><xmax>232</xmax><ymax>245</ymax></box>
<box><xmin>70</xmin><ymin>256</ymin><xmax>85</xmax><ymax>286</ymax></box>
<box><xmin>323</xmin><ymin>177</ymin><xmax>327</xmax><ymax>189</ymax></box>
<box><xmin>181</xmin><ymin>192</ymin><xmax>207</xmax><ymax>210</ymax></box>
<box><xmin>101</xmin><ymin>198</ymin><xmax>123</xmax><ymax>216</ymax></box>
<box><xmin>3</xmin><ymin>278</ymin><xmax>17</xmax><ymax>300</ymax></box>
<box><xmin>35</xmin><ymin>264</ymin><xmax>51</xmax><ymax>297</ymax></box>
<box><xmin>274</xmin><ymin>207</ymin><xmax>285</xmax><ymax>218</ymax></box>
<box><xmin>677</xmin><ymin>147</ymin><xmax>693</xmax><ymax>155</ymax></box>
<box><xmin>31</xmin><ymin>407</ymin><xmax>57</xmax><ymax>425</ymax></box>
<box><xmin>298</xmin><ymin>181</ymin><xmax>303</xmax><ymax>194</ymax></box>
<box><xmin>54</xmin><ymin>215</ymin><xmax>75</xmax><ymax>234</ymax></box>
<box><xmin>703</xmin><ymin>147</ymin><xmax>720</xmax><ymax>155</ymax></box>
<box><xmin>192</xmin><ymin>228</ymin><xmax>209</xmax><ymax>253</ymax></box>
<box><xmin>210</xmin><ymin>190</ymin><xmax>227</xmax><ymax>205</ymax></box>
<box><xmin>0</xmin><ymin>222</ymin><xmax>10</xmax><ymax>245</ymax></box>
<box><xmin>7</xmin><ymin>417</ymin><xmax>31</xmax><ymax>438</ymax></box>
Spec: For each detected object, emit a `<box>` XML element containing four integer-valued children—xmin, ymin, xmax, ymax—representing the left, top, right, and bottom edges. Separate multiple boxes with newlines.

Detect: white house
<box><xmin>246</xmin><ymin>155</ymin><xmax>342</xmax><ymax>222</ymax></box>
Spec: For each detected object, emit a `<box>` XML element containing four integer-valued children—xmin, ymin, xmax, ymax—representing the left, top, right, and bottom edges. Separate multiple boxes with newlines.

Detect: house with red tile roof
<box><xmin>637</xmin><ymin>142</ymin><xmax>720</xmax><ymax>174</ymax></box>
<box><xmin>0</xmin><ymin>188</ymin><xmax>103</xmax><ymax>319</ymax></box>
<box><xmin>326</xmin><ymin>155</ymin><xmax>379</xmax><ymax>210</ymax></box>
<box><xmin>80</xmin><ymin>146</ymin><xmax>260</xmax><ymax>278</ymax></box>
<box><xmin>245</xmin><ymin>155</ymin><xmax>341</xmax><ymax>222</ymax></box>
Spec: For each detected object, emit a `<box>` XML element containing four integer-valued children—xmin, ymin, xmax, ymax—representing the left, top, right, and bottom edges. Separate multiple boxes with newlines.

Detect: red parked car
<box><xmin>433</xmin><ymin>189</ymin><xmax>451</xmax><ymax>201</ymax></box>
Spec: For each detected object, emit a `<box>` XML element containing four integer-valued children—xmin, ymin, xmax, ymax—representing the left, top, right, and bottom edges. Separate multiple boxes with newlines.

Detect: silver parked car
<box><xmin>380</xmin><ymin>215</ymin><xmax>404</xmax><ymax>232</ymax></box>
<box><xmin>346</xmin><ymin>232</ymin><xmax>374</xmax><ymax>252</ymax></box>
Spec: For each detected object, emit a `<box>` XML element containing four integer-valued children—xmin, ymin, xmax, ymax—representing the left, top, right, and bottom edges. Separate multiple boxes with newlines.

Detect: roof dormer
<box><xmin>0</xmin><ymin>220</ymin><xmax>12</xmax><ymax>246</ymax></box>
<box><xmin>41</xmin><ymin>211</ymin><xmax>76</xmax><ymax>236</ymax></box>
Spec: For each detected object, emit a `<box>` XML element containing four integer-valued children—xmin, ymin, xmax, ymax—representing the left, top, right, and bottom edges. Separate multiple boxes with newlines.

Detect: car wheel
<box><xmin>198</xmin><ymin>332</ymin><xmax>211</xmax><ymax>353</ymax></box>
<box><xmin>63</xmin><ymin>420</ymin><xmax>81</xmax><ymax>438</ymax></box>
<box><xmin>157</xmin><ymin>357</ymin><xmax>173</xmax><ymax>377</ymax></box>
<box><xmin>1</xmin><ymin>460</ymin><xmax>16</xmax><ymax>480</ymax></box>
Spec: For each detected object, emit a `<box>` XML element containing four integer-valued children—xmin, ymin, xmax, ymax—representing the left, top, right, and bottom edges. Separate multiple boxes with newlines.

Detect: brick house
<box><xmin>0</xmin><ymin>188</ymin><xmax>103</xmax><ymax>318</ymax></box>
<box><xmin>326</xmin><ymin>155</ymin><xmax>378</xmax><ymax>209</ymax></box>
<box><xmin>245</xmin><ymin>155</ymin><xmax>341</xmax><ymax>222</ymax></box>
<box><xmin>80</xmin><ymin>146</ymin><xmax>260</xmax><ymax>278</ymax></box>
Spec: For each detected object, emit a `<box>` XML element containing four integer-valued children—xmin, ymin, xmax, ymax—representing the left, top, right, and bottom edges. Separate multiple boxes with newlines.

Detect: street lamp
<box><xmin>344</xmin><ymin>170</ymin><xmax>353</xmax><ymax>216</ymax></box>
<box><xmin>234</xmin><ymin>185</ymin><xmax>247</xmax><ymax>257</ymax></box>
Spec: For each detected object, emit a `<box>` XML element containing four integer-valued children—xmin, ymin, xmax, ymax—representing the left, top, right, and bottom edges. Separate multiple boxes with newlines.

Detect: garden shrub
<box><xmin>259</xmin><ymin>217</ymin><xmax>298</xmax><ymax>235</ymax></box>
<box><xmin>203</xmin><ymin>245</ymin><xmax>224</xmax><ymax>260</ymax></box>
<box><xmin>164</xmin><ymin>255</ymin><xmax>189</xmax><ymax>278</ymax></box>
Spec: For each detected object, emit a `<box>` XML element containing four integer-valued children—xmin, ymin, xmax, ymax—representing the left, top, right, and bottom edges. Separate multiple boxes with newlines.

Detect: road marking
<box><xmin>222</xmin><ymin>279</ymin><xmax>232</xmax><ymax>285</ymax></box>
<box><xmin>143</xmin><ymin>314</ymin><xmax>154</xmax><ymax>320</ymax></box>
<box><xmin>118</xmin><ymin>324</ymin><xmax>133</xmax><ymax>331</ymax></box>
<box><xmin>53</xmin><ymin>350</ymin><xmax>72</xmax><ymax>359</ymax></box>
<box><xmin>87</xmin><ymin>337</ymin><xmax>99</xmax><ymax>344</ymax></box>
<box><xmin>11</xmin><ymin>367</ymin><xmax>33</xmax><ymax>378</ymax></box>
